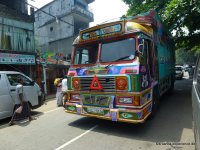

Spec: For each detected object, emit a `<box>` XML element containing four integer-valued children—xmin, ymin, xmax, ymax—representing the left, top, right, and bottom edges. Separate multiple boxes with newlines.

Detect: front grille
<box><xmin>79</xmin><ymin>76</ymin><xmax>116</xmax><ymax>91</ymax></box>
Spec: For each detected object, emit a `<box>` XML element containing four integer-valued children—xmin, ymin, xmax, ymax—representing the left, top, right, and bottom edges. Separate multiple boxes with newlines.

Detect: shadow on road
<box><xmin>68</xmin><ymin>79</ymin><xmax>193</xmax><ymax>143</ymax></box>
<box><xmin>0</xmin><ymin>111</ymin><xmax>44</xmax><ymax>129</ymax></box>
<box><xmin>31</xmin><ymin>110</ymin><xmax>44</xmax><ymax>117</ymax></box>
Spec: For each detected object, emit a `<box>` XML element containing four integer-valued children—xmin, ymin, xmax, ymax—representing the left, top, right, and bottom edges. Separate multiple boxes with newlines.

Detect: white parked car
<box><xmin>175</xmin><ymin>66</ymin><xmax>184</xmax><ymax>79</ymax></box>
<box><xmin>0</xmin><ymin>71</ymin><xmax>44</xmax><ymax>120</ymax></box>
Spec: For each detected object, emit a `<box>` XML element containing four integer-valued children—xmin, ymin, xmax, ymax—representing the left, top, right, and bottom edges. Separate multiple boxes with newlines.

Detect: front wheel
<box><xmin>149</xmin><ymin>89</ymin><xmax>159</xmax><ymax>119</ymax></box>
<box><xmin>62</xmin><ymin>94</ymin><xmax>68</xmax><ymax>108</ymax></box>
<box><xmin>168</xmin><ymin>75</ymin><xmax>175</xmax><ymax>94</ymax></box>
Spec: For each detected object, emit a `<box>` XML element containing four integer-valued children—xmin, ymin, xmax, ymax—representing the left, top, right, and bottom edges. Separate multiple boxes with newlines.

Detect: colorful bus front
<box><xmin>63</xmin><ymin>17</ymin><xmax>160</xmax><ymax>123</ymax></box>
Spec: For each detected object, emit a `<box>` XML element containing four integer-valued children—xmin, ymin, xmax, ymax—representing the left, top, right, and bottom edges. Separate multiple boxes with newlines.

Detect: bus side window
<box><xmin>142</xmin><ymin>39</ymin><xmax>154</xmax><ymax>78</ymax></box>
<box><xmin>81</xmin><ymin>49</ymin><xmax>89</xmax><ymax>64</ymax></box>
<box><xmin>147</xmin><ymin>40</ymin><xmax>154</xmax><ymax>77</ymax></box>
<box><xmin>143</xmin><ymin>40</ymin><xmax>148</xmax><ymax>65</ymax></box>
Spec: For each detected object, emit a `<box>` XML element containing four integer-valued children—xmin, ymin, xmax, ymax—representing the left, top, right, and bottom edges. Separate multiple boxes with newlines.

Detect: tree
<box><xmin>175</xmin><ymin>48</ymin><xmax>197</xmax><ymax>65</ymax></box>
<box><xmin>122</xmin><ymin>0</ymin><xmax>200</xmax><ymax>53</ymax></box>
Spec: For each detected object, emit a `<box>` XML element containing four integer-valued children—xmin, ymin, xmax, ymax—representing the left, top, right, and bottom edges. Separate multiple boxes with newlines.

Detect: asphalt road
<box><xmin>0</xmin><ymin>77</ymin><xmax>195</xmax><ymax>150</ymax></box>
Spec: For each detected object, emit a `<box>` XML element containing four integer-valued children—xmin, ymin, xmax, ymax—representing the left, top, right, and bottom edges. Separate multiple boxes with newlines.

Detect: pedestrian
<box><xmin>62</xmin><ymin>76</ymin><xmax>68</xmax><ymax>92</ymax></box>
<box><xmin>54</xmin><ymin>78</ymin><xmax>63</xmax><ymax>107</ymax></box>
<box><xmin>8</xmin><ymin>78</ymin><xmax>35</xmax><ymax>126</ymax></box>
<box><xmin>62</xmin><ymin>76</ymin><xmax>68</xmax><ymax>107</ymax></box>
<box><xmin>188</xmin><ymin>65</ymin><xmax>194</xmax><ymax>79</ymax></box>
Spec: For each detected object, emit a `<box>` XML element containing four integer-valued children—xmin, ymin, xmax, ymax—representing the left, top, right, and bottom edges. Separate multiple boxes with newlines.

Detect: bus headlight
<box><xmin>116</xmin><ymin>76</ymin><xmax>128</xmax><ymax>90</ymax></box>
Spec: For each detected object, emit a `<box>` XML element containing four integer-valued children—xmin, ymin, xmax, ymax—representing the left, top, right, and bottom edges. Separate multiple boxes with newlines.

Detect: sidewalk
<box><xmin>45</xmin><ymin>94</ymin><xmax>56</xmax><ymax>100</ymax></box>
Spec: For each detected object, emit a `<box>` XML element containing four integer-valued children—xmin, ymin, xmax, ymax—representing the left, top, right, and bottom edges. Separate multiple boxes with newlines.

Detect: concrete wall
<box><xmin>34</xmin><ymin>0</ymin><xmax>91</xmax><ymax>28</ymax></box>
<box><xmin>37</xmin><ymin>34</ymin><xmax>77</xmax><ymax>56</ymax></box>
<box><xmin>49</xmin><ymin>35</ymin><xmax>77</xmax><ymax>55</ymax></box>
<box><xmin>35</xmin><ymin>15</ymin><xmax>74</xmax><ymax>46</ymax></box>
<box><xmin>35</xmin><ymin>0</ymin><xmax>74</xmax><ymax>28</ymax></box>
<box><xmin>34</xmin><ymin>0</ymin><xmax>94</xmax><ymax>56</ymax></box>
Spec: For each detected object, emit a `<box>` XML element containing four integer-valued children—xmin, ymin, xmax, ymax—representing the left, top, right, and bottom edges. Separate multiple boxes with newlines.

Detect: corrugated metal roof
<box><xmin>0</xmin><ymin>4</ymin><xmax>34</xmax><ymax>23</ymax></box>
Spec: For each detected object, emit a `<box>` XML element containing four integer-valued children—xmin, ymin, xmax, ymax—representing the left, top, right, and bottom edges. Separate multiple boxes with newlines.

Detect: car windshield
<box><xmin>7</xmin><ymin>74</ymin><xmax>32</xmax><ymax>86</ymax></box>
<box><xmin>100</xmin><ymin>38</ymin><xmax>135</xmax><ymax>62</ymax></box>
<box><xmin>73</xmin><ymin>44</ymin><xmax>98</xmax><ymax>65</ymax></box>
<box><xmin>175</xmin><ymin>67</ymin><xmax>182</xmax><ymax>71</ymax></box>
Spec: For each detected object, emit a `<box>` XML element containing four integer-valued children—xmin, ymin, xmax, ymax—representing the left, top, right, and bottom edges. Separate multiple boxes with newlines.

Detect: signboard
<box><xmin>39</xmin><ymin>52</ymin><xmax>65</xmax><ymax>65</ymax></box>
<box><xmin>81</xmin><ymin>23</ymin><xmax>123</xmax><ymax>41</ymax></box>
<box><xmin>0</xmin><ymin>53</ymin><xmax>35</xmax><ymax>65</ymax></box>
<box><xmin>44</xmin><ymin>52</ymin><xmax>57</xmax><ymax>64</ymax></box>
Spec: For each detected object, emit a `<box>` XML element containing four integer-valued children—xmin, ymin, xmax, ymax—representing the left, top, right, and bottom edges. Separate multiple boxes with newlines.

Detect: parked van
<box><xmin>0</xmin><ymin>71</ymin><xmax>44</xmax><ymax>120</ymax></box>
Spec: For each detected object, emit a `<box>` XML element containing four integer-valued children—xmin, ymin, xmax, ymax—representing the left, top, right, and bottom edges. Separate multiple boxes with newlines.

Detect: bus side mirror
<box><xmin>138</xmin><ymin>44</ymin><xmax>144</xmax><ymax>55</ymax></box>
<box><xmin>138</xmin><ymin>38</ymin><xmax>145</xmax><ymax>55</ymax></box>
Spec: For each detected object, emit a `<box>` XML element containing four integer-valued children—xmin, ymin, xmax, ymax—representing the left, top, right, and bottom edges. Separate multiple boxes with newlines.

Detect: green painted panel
<box><xmin>133</xmin><ymin>75</ymin><xmax>141</xmax><ymax>92</ymax></box>
<box><xmin>119</xmin><ymin>112</ymin><xmax>138</xmax><ymax>120</ymax></box>
<box><xmin>68</xmin><ymin>77</ymin><xmax>72</xmax><ymax>90</ymax></box>
<box><xmin>66</xmin><ymin>105</ymin><xmax>76</xmax><ymax>112</ymax></box>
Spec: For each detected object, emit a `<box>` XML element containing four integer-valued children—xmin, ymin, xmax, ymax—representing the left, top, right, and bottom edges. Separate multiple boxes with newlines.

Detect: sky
<box><xmin>28</xmin><ymin>0</ymin><xmax>128</xmax><ymax>27</ymax></box>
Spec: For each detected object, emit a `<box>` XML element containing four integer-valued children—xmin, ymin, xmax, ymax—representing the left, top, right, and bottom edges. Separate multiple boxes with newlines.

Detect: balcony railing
<box><xmin>71</xmin><ymin>5</ymin><xmax>93</xmax><ymax>19</ymax></box>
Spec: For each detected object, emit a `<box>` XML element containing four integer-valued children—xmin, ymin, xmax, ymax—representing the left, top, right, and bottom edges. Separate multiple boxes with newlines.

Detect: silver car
<box><xmin>192</xmin><ymin>57</ymin><xmax>200</xmax><ymax>150</ymax></box>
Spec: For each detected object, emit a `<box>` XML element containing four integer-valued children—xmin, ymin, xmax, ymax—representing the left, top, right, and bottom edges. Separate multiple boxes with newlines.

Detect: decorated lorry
<box><xmin>63</xmin><ymin>10</ymin><xmax>175</xmax><ymax>123</ymax></box>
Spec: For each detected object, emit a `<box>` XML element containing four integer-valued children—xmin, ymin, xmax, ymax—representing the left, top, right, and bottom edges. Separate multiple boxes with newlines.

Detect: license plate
<box><xmin>87</xmin><ymin>107</ymin><xmax>104</xmax><ymax>115</ymax></box>
<box><xmin>83</xmin><ymin>95</ymin><xmax>111</xmax><ymax>106</ymax></box>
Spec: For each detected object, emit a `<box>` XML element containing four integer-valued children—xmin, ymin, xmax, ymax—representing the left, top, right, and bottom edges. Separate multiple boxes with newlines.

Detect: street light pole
<box><xmin>42</xmin><ymin>64</ymin><xmax>47</xmax><ymax>95</ymax></box>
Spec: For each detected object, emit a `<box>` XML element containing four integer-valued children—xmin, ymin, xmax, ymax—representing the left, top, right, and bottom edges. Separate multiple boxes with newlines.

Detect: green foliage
<box><xmin>122</xmin><ymin>0</ymin><xmax>200</xmax><ymax>53</ymax></box>
<box><xmin>176</xmin><ymin>48</ymin><xmax>197</xmax><ymax>64</ymax></box>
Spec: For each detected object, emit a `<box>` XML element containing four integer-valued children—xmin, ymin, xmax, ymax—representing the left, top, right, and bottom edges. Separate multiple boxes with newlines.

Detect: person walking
<box><xmin>62</xmin><ymin>76</ymin><xmax>68</xmax><ymax>93</ymax></box>
<box><xmin>188</xmin><ymin>65</ymin><xmax>194</xmax><ymax>79</ymax></box>
<box><xmin>8</xmin><ymin>78</ymin><xmax>35</xmax><ymax>126</ymax></box>
<box><xmin>54</xmin><ymin>78</ymin><xmax>63</xmax><ymax>107</ymax></box>
<box><xmin>62</xmin><ymin>76</ymin><xmax>68</xmax><ymax>107</ymax></box>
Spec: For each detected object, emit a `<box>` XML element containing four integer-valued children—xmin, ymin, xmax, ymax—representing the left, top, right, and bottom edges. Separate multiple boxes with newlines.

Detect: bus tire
<box><xmin>168</xmin><ymin>75</ymin><xmax>175</xmax><ymax>94</ymax></box>
<box><xmin>149</xmin><ymin>87</ymin><xmax>159</xmax><ymax>119</ymax></box>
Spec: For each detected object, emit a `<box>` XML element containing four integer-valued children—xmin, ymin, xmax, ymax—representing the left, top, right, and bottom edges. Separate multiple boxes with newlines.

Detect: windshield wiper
<box><xmin>104</xmin><ymin>55</ymin><xmax>131</xmax><ymax>69</ymax></box>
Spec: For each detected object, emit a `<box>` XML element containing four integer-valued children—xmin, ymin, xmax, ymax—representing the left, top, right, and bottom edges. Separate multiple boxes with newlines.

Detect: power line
<box><xmin>24</xmin><ymin>0</ymin><xmax>74</xmax><ymax>26</ymax></box>
<box><xmin>0</xmin><ymin>0</ymin><xmax>74</xmax><ymax>38</ymax></box>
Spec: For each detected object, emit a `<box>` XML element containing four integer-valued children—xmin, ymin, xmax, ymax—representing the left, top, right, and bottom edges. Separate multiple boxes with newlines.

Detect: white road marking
<box><xmin>55</xmin><ymin>125</ymin><xmax>98</xmax><ymax>150</ymax></box>
<box><xmin>44</xmin><ymin>108</ymin><xmax>61</xmax><ymax>114</ymax></box>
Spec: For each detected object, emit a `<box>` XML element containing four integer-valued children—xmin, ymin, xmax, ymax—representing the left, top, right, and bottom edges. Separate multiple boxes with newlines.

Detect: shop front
<box><xmin>36</xmin><ymin>51</ymin><xmax>70</xmax><ymax>95</ymax></box>
<box><xmin>0</xmin><ymin>51</ymin><xmax>36</xmax><ymax>79</ymax></box>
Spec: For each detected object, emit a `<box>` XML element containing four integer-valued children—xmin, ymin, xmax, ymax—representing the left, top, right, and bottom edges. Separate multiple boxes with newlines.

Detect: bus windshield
<box><xmin>100</xmin><ymin>38</ymin><xmax>136</xmax><ymax>63</ymax></box>
<box><xmin>73</xmin><ymin>44</ymin><xmax>98</xmax><ymax>65</ymax></box>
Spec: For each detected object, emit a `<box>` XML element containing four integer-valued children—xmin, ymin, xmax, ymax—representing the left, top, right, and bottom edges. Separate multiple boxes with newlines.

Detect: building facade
<box><xmin>34</xmin><ymin>0</ymin><xmax>94</xmax><ymax>94</ymax></box>
<box><xmin>0</xmin><ymin>0</ymin><xmax>36</xmax><ymax>79</ymax></box>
